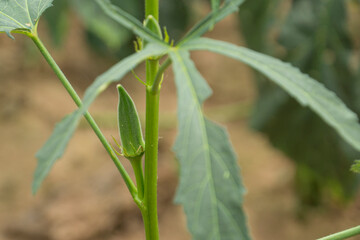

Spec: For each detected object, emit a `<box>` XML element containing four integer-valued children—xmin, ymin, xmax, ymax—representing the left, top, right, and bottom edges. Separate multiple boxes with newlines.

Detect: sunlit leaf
<box><xmin>33</xmin><ymin>44</ymin><xmax>168</xmax><ymax>193</ymax></box>
<box><xmin>0</xmin><ymin>0</ymin><xmax>53</xmax><ymax>37</ymax></box>
<box><xmin>182</xmin><ymin>38</ymin><xmax>360</xmax><ymax>153</ymax></box>
<box><xmin>170</xmin><ymin>49</ymin><xmax>250</xmax><ymax>240</ymax></box>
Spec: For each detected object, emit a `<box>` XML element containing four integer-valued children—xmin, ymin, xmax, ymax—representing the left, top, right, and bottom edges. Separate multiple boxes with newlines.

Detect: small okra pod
<box><xmin>117</xmin><ymin>84</ymin><xmax>145</xmax><ymax>160</ymax></box>
<box><xmin>143</xmin><ymin>15</ymin><xmax>163</xmax><ymax>40</ymax></box>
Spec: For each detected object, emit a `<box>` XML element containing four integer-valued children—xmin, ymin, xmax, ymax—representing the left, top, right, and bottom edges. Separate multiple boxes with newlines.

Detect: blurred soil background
<box><xmin>0</xmin><ymin>1</ymin><xmax>360</xmax><ymax>240</ymax></box>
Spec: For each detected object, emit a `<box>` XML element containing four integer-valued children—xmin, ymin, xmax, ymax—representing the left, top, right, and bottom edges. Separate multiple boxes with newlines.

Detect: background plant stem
<box><xmin>29</xmin><ymin>34</ymin><xmax>138</xmax><ymax>199</ymax></box>
<box><xmin>318</xmin><ymin>225</ymin><xmax>360</xmax><ymax>240</ymax></box>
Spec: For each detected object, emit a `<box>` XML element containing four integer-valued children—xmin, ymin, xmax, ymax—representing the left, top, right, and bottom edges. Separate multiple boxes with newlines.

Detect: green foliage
<box><xmin>170</xmin><ymin>49</ymin><xmax>250</xmax><ymax>240</ymax></box>
<box><xmin>73</xmin><ymin>0</ymin><xmax>141</xmax><ymax>52</ymax></box>
<box><xmin>33</xmin><ymin>112</ymin><xmax>79</xmax><ymax>194</ymax></box>
<box><xmin>0</xmin><ymin>0</ymin><xmax>53</xmax><ymax>37</ymax></box>
<box><xmin>183</xmin><ymin>37</ymin><xmax>360</xmax><ymax>153</ymax></box>
<box><xmin>96</xmin><ymin>0</ymin><xmax>164</xmax><ymax>44</ymax></box>
<box><xmin>79</xmin><ymin>44</ymin><xmax>168</xmax><ymax>114</ymax></box>
<box><xmin>3</xmin><ymin>0</ymin><xmax>360</xmax><ymax>239</ymax></box>
<box><xmin>351</xmin><ymin>161</ymin><xmax>360</xmax><ymax>173</ymax></box>
<box><xmin>239</xmin><ymin>0</ymin><xmax>360</xmax><ymax>204</ymax></box>
<box><xmin>33</xmin><ymin>43</ymin><xmax>168</xmax><ymax>193</ymax></box>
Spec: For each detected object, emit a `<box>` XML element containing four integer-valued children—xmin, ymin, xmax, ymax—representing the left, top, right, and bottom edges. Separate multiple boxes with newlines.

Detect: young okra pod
<box><xmin>117</xmin><ymin>85</ymin><xmax>145</xmax><ymax>160</ymax></box>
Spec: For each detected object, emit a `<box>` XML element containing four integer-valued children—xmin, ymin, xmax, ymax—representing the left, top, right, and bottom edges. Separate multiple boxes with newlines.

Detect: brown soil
<box><xmin>0</xmin><ymin>9</ymin><xmax>359</xmax><ymax>240</ymax></box>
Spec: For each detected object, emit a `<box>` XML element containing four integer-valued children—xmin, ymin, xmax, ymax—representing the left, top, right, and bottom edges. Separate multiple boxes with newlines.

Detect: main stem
<box><xmin>144</xmin><ymin>61</ymin><xmax>160</xmax><ymax>239</ymax></box>
<box><xmin>143</xmin><ymin>0</ymin><xmax>160</xmax><ymax>239</ymax></box>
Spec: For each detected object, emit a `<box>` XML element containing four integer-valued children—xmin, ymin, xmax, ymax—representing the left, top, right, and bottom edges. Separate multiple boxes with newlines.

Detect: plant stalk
<box><xmin>142</xmin><ymin>0</ymin><xmax>161</xmax><ymax>238</ymax></box>
<box><xmin>130</xmin><ymin>157</ymin><xmax>145</xmax><ymax>200</ymax></box>
<box><xmin>318</xmin><ymin>225</ymin><xmax>360</xmax><ymax>240</ymax></box>
<box><xmin>143</xmin><ymin>60</ymin><xmax>160</xmax><ymax>240</ymax></box>
<box><xmin>145</xmin><ymin>0</ymin><xmax>159</xmax><ymax>20</ymax></box>
<box><xmin>29</xmin><ymin>34</ymin><xmax>138</xmax><ymax>200</ymax></box>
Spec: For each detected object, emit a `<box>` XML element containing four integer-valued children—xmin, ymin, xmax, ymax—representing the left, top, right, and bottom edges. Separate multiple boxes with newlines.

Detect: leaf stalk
<box><xmin>318</xmin><ymin>225</ymin><xmax>360</xmax><ymax>240</ymax></box>
<box><xmin>29</xmin><ymin>34</ymin><xmax>138</xmax><ymax>199</ymax></box>
<box><xmin>151</xmin><ymin>58</ymin><xmax>172</xmax><ymax>94</ymax></box>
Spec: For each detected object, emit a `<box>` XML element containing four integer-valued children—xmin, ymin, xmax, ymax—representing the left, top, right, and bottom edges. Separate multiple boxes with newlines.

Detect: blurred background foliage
<box><xmin>43</xmin><ymin>0</ymin><xmax>190</xmax><ymax>58</ymax></box>
<box><xmin>239</xmin><ymin>0</ymin><xmax>360</xmax><ymax>208</ymax></box>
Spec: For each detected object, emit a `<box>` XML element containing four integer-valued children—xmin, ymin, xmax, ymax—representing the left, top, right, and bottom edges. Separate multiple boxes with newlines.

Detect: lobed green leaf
<box><xmin>0</xmin><ymin>0</ymin><xmax>53</xmax><ymax>37</ymax></box>
<box><xmin>170</xmin><ymin>49</ymin><xmax>250</xmax><ymax>240</ymax></box>
<box><xmin>181</xmin><ymin>38</ymin><xmax>360</xmax><ymax>153</ymax></box>
<box><xmin>33</xmin><ymin>112</ymin><xmax>79</xmax><ymax>194</ymax></box>
<box><xmin>33</xmin><ymin>44</ymin><xmax>168</xmax><ymax>193</ymax></box>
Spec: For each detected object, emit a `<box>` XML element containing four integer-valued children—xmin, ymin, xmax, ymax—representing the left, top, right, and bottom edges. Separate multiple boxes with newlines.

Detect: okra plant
<box><xmin>1</xmin><ymin>0</ymin><xmax>360</xmax><ymax>239</ymax></box>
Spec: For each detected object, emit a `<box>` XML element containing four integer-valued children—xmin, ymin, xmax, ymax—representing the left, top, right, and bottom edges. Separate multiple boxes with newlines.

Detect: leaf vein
<box><xmin>173</xmin><ymin>49</ymin><xmax>221</xmax><ymax>239</ymax></box>
<box><xmin>0</xmin><ymin>11</ymin><xmax>26</xmax><ymax>28</ymax></box>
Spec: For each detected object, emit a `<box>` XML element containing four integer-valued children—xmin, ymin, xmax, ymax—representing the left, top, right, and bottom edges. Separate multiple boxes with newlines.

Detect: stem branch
<box><xmin>30</xmin><ymin>34</ymin><xmax>138</xmax><ymax>198</ymax></box>
<box><xmin>318</xmin><ymin>225</ymin><xmax>360</xmax><ymax>240</ymax></box>
<box><xmin>151</xmin><ymin>58</ymin><xmax>172</xmax><ymax>94</ymax></box>
<box><xmin>130</xmin><ymin>157</ymin><xmax>145</xmax><ymax>200</ymax></box>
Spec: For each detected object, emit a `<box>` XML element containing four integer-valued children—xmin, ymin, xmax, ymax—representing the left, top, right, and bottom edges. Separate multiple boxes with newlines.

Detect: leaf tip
<box><xmin>31</xmin><ymin>179</ymin><xmax>40</xmax><ymax>196</ymax></box>
<box><xmin>4</xmin><ymin>31</ymin><xmax>15</xmax><ymax>40</ymax></box>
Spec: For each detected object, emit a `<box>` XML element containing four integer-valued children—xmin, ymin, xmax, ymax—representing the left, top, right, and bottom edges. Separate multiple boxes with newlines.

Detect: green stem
<box><xmin>318</xmin><ymin>225</ymin><xmax>360</xmax><ymax>240</ymax></box>
<box><xmin>142</xmin><ymin>0</ymin><xmax>161</xmax><ymax>239</ymax></box>
<box><xmin>130</xmin><ymin>157</ymin><xmax>145</xmax><ymax>200</ymax></box>
<box><xmin>145</xmin><ymin>0</ymin><xmax>159</xmax><ymax>20</ymax></box>
<box><xmin>29</xmin><ymin>33</ymin><xmax>138</xmax><ymax>199</ymax></box>
<box><xmin>143</xmin><ymin>59</ymin><xmax>160</xmax><ymax>240</ymax></box>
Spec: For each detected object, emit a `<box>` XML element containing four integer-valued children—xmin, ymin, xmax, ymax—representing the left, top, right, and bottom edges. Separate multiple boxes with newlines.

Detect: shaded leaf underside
<box><xmin>170</xmin><ymin>49</ymin><xmax>250</xmax><ymax>240</ymax></box>
<box><xmin>0</xmin><ymin>0</ymin><xmax>53</xmax><ymax>36</ymax></box>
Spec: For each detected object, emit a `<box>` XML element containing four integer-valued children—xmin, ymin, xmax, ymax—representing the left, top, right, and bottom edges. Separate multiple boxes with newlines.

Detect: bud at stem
<box><xmin>117</xmin><ymin>85</ymin><xmax>145</xmax><ymax>160</ymax></box>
